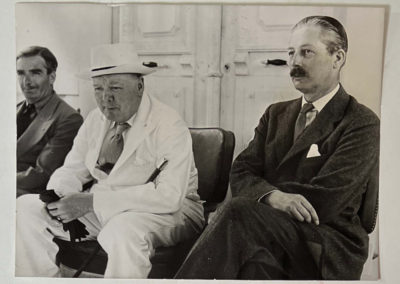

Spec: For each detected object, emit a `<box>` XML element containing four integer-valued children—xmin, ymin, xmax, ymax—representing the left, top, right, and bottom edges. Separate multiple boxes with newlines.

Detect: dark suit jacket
<box><xmin>230</xmin><ymin>86</ymin><xmax>380</xmax><ymax>279</ymax></box>
<box><xmin>17</xmin><ymin>93</ymin><xmax>83</xmax><ymax>196</ymax></box>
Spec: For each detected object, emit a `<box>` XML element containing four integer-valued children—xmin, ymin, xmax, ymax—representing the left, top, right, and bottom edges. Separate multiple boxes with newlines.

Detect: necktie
<box><xmin>17</xmin><ymin>104</ymin><xmax>37</xmax><ymax>138</ymax></box>
<box><xmin>97</xmin><ymin>122</ymin><xmax>130</xmax><ymax>174</ymax></box>
<box><xmin>293</xmin><ymin>103</ymin><xmax>316</xmax><ymax>141</ymax></box>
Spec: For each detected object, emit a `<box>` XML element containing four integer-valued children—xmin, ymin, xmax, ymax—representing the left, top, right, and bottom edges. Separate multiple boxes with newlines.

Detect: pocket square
<box><xmin>306</xmin><ymin>144</ymin><xmax>321</xmax><ymax>158</ymax></box>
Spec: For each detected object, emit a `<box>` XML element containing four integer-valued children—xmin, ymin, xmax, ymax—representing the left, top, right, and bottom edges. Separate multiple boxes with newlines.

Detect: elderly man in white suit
<box><xmin>16</xmin><ymin>43</ymin><xmax>205</xmax><ymax>278</ymax></box>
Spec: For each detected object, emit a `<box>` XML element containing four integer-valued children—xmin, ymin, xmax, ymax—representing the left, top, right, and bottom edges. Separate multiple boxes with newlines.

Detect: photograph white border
<box><xmin>2</xmin><ymin>0</ymin><xmax>400</xmax><ymax>283</ymax></box>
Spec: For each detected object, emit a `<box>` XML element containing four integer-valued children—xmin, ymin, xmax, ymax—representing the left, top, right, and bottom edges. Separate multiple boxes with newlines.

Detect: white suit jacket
<box><xmin>47</xmin><ymin>92</ymin><xmax>204</xmax><ymax>228</ymax></box>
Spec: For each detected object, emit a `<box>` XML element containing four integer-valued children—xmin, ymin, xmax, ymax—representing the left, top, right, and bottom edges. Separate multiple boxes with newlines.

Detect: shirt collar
<box><xmin>301</xmin><ymin>84</ymin><xmax>340</xmax><ymax>113</ymax></box>
<box><xmin>110</xmin><ymin>113</ymin><xmax>136</xmax><ymax>129</ymax></box>
<box><xmin>26</xmin><ymin>90</ymin><xmax>54</xmax><ymax>112</ymax></box>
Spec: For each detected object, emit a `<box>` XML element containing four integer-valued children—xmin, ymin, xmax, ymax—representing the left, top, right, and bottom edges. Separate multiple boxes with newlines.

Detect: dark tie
<box><xmin>17</xmin><ymin>104</ymin><xmax>37</xmax><ymax>138</ymax></box>
<box><xmin>97</xmin><ymin>122</ymin><xmax>130</xmax><ymax>174</ymax></box>
<box><xmin>293</xmin><ymin>103</ymin><xmax>315</xmax><ymax>142</ymax></box>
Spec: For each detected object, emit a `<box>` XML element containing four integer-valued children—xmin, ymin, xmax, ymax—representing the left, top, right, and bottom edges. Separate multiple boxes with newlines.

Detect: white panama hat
<box><xmin>78</xmin><ymin>43</ymin><xmax>156</xmax><ymax>79</ymax></box>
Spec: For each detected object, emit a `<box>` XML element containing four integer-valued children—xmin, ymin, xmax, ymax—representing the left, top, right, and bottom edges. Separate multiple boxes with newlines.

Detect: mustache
<box><xmin>290</xmin><ymin>66</ymin><xmax>307</xmax><ymax>77</ymax></box>
<box><xmin>23</xmin><ymin>86</ymin><xmax>37</xmax><ymax>91</ymax></box>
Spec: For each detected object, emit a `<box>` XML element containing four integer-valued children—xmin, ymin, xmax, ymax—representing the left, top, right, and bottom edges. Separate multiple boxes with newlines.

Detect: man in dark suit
<box><xmin>175</xmin><ymin>16</ymin><xmax>379</xmax><ymax>280</ymax></box>
<box><xmin>17</xmin><ymin>46</ymin><xmax>83</xmax><ymax>197</ymax></box>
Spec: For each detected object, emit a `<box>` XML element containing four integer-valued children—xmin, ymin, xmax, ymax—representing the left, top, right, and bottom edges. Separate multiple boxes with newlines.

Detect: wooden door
<box><xmin>116</xmin><ymin>4</ymin><xmax>223</xmax><ymax>127</ymax></box>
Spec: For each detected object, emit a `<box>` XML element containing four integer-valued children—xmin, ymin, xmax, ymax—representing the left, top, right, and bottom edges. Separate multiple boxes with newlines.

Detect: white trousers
<box><xmin>16</xmin><ymin>194</ymin><xmax>200</xmax><ymax>278</ymax></box>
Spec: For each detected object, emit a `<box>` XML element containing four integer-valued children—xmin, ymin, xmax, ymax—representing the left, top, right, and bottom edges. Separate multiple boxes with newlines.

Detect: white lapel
<box><xmin>112</xmin><ymin>92</ymin><xmax>156</xmax><ymax>172</ymax></box>
<box><xmin>87</xmin><ymin>112</ymin><xmax>111</xmax><ymax>171</ymax></box>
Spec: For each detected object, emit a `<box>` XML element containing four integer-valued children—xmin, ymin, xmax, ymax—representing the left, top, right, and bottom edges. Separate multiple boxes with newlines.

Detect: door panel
<box><xmin>119</xmin><ymin>5</ymin><xmax>195</xmax><ymax>54</ymax></box>
<box><xmin>117</xmin><ymin>4</ymin><xmax>222</xmax><ymax>127</ymax></box>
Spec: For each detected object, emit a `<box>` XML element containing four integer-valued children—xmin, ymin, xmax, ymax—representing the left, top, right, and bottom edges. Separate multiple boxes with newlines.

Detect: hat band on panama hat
<box><xmin>91</xmin><ymin>66</ymin><xmax>117</xmax><ymax>72</ymax></box>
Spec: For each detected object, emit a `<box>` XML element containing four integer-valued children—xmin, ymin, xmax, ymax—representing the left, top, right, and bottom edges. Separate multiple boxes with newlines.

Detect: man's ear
<box><xmin>138</xmin><ymin>77</ymin><xmax>144</xmax><ymax>91</ymax></box>
<box><xmin>49</xmin><ymin>72</ymin><xmax>56</xmax><ymax>85</ymax></box>
<box><xmin>333</xmin><ymin>49</ymin><xmax>346</xmax><ymax>69</ymax></box>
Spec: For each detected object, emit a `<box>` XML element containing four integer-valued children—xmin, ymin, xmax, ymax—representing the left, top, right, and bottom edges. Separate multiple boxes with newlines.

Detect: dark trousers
<box><xmin>174</xmin><ymin>197</ymin><xmax>321</xmax><ymax>280</ymax></box>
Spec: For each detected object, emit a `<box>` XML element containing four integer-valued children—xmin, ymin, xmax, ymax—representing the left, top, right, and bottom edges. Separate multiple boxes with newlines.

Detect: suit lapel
<box><xmin>111</xmin><ymin>93</ymin><xmax>154</xmax><ymax>173</ymax></box>
<box><xmin>17</xmin><ymin>94</ymin><xmax>60</xmax><ymax>158</ymax></box>
<box><xmin>16</xmin><ymin>101</ymin><xmax>25</xmax><ymax>117</ymax></box>
<box><xmin>277</xmin><ymin>86</ymin><xmax>350</xmax><ymax>171</ymax></box>
<box><xmin>273</xmin><ymin>98</ymin><xmax>302</xmax><ymax>165</ymax></box>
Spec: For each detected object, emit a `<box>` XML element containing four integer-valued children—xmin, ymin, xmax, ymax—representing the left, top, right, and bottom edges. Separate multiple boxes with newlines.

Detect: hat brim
<box><xmin>76</xmin><ymin>63</ymin><xmax>156</xmax><ymax>80</ymax></box>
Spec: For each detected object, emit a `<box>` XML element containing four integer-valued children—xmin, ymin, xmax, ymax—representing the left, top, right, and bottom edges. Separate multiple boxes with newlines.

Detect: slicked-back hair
<box><xmin>293</xmin><ymin>16</ymin><xmax>348</xmax><ymax>55</ymax></box>
<box><xmin>16</xmin><ymin>46</ymin><xmax>58</xmax><ymax>74</ymax></box>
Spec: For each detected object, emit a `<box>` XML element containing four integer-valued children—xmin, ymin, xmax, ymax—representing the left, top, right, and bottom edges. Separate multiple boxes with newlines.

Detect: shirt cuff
<box><xmin>257</xmin><ymin>189</ymin><xmax>278</xmax><ymax>204</ymax></box>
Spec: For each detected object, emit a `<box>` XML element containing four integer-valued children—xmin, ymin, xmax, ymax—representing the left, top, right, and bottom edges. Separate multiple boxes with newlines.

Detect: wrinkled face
<box><xmin>92</xmin><ymin>74</ymin><xmax>144</xmax><ymax>123</ymax></box>
<box><xmin>288</xmin><ymin>25</ymin><xmax>339</xmax><ymax>100</ymax></box>
<box><xmin>16</xmin><ymin>55</ymin><xmax>55</xmax><ymax>104</ymax></box>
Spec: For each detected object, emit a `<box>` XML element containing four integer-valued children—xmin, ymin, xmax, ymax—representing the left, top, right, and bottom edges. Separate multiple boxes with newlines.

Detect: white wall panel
<box><xmin>16</xmin><ymin>3</ymin><xmax>113</xmax><ymax>113</ymax></box>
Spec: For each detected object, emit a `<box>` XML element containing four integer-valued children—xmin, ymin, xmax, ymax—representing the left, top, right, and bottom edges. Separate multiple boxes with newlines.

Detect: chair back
<box><xmin>358</xmin><ymin>163</ymin><xmax>379</xmax><ymax>234</ymax></box>
<box><xmin>189</xmin><ymin>128</ymin><xmax>235</xmax><ymax>204</ymax></box>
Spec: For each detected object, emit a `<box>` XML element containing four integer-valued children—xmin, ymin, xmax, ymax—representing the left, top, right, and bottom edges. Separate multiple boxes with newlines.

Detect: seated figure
<box><xmin>16</xmin><ymin>46</ymin><xmax>83</xmax><ymax>197</ymax></box>
<box><xmin>15</xmin><ymin>43</ymin><xmax>205</xmax><ymax>278</ymax></box>
<box><xmin>174</xmin><ymin>15</ymin><xmax>379</xmax><ymax>280</ymax></box>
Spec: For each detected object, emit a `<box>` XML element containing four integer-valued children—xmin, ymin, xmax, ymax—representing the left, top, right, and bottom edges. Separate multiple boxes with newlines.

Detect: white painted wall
<box><xmin>15</xmin><ymin>3</ymin><xmax>113</xmax><ymax>111</ymax></box>
<box><xmin>341</xmin><ymin>7</ymin><xmax>385</xmax><ymax>116</ymax></box>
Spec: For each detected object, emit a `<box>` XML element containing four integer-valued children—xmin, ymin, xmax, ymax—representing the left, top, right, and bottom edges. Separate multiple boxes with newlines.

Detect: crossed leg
<box><xmin>174</xmin><ymin>196</ymin><xmax>321</xmax><ymax>280</ymax></box>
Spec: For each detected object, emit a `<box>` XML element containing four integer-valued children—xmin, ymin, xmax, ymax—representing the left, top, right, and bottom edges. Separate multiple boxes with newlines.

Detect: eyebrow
<box><xmin>288</xmin><ymin>44</ymin><xmax>315</xmax><ymax>50</ymax></box>
<box><xmin>108</xmin><ymin>81</ymin><xmax>124</xmax><ymax>85</ymax></box>
<box><xmin>92</xmin><ymin>82</ymin><xmax>123</xmax><ymax>86</ymax></box>
<box><xmin>16</xmin><ymin>68</ymin><xmax>43</xmax><ymax>73</ymax></box>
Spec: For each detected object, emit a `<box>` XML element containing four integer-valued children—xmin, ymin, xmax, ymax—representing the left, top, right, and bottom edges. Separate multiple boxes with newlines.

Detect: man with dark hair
<box><xmin>174</xmin><ymin>15</ymin><xmax>379</xmax><ymax>280</ymax></box>
<box><xmin>16</xmin><ymin>46</ymin><xmax>83</xmax><ymax>196</ymax></box>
